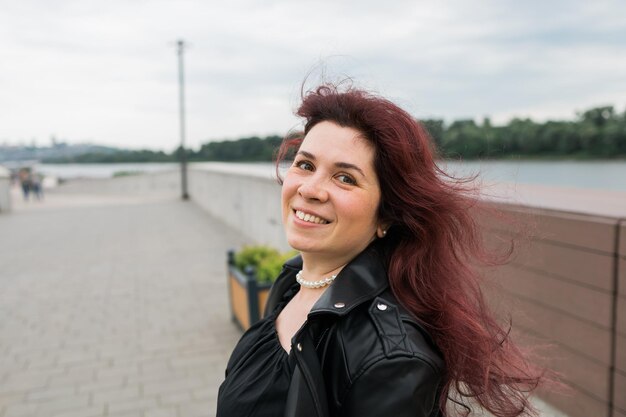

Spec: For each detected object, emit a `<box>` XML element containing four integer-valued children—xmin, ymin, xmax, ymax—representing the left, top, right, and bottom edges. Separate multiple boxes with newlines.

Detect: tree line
<box><xmin>426</xmin><ymin>105</ymin><xmax>626</xmax><ymax>159</ymax></box>
<box><xmin>43</xmin><ymin>105</ymin><xmax>626</xmax><ymax>163</ymax></box>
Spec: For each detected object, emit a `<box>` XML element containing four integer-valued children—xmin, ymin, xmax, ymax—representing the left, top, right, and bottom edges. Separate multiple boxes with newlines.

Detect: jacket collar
<box><xmin>280</xmin><ymin>241</ymin><xmax>390</xmax><ymax>318</ymax></box>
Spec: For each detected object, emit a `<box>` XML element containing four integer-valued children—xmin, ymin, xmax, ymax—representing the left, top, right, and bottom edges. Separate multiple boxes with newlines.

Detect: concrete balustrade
<box><xmin>188</xmin><ymin>167</ymin><xmax>289</xmax><ymax>251</ymax></box>
<box><xmin>52</xmin><ymin>170</ymin><xmax>181</xmax><ymax>197</ymax></box>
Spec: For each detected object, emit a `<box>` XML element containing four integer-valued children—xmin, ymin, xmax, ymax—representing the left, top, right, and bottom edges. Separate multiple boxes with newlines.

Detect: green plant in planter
<box><xmin>228</xmin><ymin>245</ymin><xmax>299</xmax><ymax>330</ymax></box>
<box><xmin>234</xmin><ymin>245</ymin><xmax>298</xmax><ymax>284</ymax></box>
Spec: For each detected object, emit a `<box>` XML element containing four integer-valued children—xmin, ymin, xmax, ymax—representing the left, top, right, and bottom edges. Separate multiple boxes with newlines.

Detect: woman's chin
<box><xmin>286</xmin><ymin>240</ymin><xmax>311</xmax><ymax>253</ymax></box>
<box><xmin>285</xmin><ymin>236</ymin><xmax>320</xmax><ymax>254</ymax></box>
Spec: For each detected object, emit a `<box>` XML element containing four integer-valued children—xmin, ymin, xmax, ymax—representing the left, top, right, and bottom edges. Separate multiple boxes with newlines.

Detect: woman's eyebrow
<box><xmin>335</xmin><ymin>162</ymin><xmax>365</xmax><ymax>177</ymax></box>
<box><xmin>297</xmin><ymin>150</ymin><xmax>316</xmax><ymax>160</ymax></box>
<box><xmin>296</xmin><ymin>150</ymin><xmax>366</xmax><ymax>177</ymax></box>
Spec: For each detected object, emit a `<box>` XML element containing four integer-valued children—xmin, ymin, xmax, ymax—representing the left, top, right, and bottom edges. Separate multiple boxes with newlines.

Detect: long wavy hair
<box><xmin>276</xmin><ymin>83</ymin><xmax>546</xmax><ymax>417</ymax></box>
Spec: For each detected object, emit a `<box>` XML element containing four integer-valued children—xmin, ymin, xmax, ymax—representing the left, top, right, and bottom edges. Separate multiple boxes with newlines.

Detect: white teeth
<box><xmin>295</xmin><ymin>210</ymin><xmax>327</xmax><ymax>224</ymax></box>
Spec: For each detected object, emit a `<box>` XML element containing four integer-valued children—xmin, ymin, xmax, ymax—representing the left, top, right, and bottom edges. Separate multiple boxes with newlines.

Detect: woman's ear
<box><xmin>376</xmin><ymin>224</ymin><xmax>390</xmax><ymax>238</ymax></box>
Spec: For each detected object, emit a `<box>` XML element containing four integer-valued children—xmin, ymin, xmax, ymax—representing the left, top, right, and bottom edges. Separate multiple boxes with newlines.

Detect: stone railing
<box><xmin>188</xmin><ymin>167</ymin><xmax>289</xmax><ymax>251</ymax></box>
<box><xmin>52</xmin><ymin>170</ymin><xmax>181</xmax><ymax>197</ymax></box>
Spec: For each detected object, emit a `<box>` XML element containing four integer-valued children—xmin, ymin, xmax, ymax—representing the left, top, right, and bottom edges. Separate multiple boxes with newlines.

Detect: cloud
<box><xmin>0</xmin><ymin>0</ymin><xmax>624</xmax><ymax>150</ymax></box>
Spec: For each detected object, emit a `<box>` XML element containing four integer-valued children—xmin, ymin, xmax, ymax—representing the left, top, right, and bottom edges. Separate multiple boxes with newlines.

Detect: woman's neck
<box><xmin>299</xmin><ymin>254</ymin><xmax>346</xmax><ymax>281</ymax></box>
<box><xmin>296</xmin><ymin>253</ymin><xmax>347</xmax><ymax>298</ymax></box>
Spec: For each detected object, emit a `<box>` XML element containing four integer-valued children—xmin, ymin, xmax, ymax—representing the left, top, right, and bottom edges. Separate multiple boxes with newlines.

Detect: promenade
<box><xmin>0</xmin><ymin>181</ymin><xmax>577</xmax><ymax>417</ymax></box>
<box><xmin>0</xmin><ymin>188</ymin><xmax>247</xmax><ymax>417</ymax></box>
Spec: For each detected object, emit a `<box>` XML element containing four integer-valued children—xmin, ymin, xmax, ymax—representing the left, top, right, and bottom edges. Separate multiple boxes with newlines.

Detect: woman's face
<box><xmin>281</xmin><ymin>121</ymin><xmax>382</xmax><ymax>262</ymax></box>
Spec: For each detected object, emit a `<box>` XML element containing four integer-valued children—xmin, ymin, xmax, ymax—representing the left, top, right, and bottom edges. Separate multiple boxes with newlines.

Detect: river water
<box><xmin>33</xmin><ymin>160</ymin><xmax>626</xmax><ymax>192</ymax></box>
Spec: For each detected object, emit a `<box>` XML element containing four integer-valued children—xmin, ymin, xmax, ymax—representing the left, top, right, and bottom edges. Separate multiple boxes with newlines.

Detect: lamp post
<box><xmin>177</xmin><ymin>39</ymin><xmax>189</xmax><ymax>200</ymax></box>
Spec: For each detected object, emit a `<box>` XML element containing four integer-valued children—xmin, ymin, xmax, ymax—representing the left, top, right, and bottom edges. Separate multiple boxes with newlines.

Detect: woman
<box><xmin>217</xmin><ymin>84</ymin><xmax>545</xmax><ymax>417</ymax></box>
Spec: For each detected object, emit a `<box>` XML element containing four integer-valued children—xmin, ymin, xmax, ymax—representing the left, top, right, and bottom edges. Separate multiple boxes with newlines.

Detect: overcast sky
<box><xmin>1</xmin><ymin>0</ymin><xmax>625</xmax><ymax>151</ymax></box>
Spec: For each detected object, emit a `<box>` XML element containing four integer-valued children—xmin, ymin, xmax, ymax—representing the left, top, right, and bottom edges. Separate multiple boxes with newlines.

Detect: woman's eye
<box><xmin>295</xmin><ymin>160</ymin><xmax>314</xmax><ymax>171</ymax></box>
<box><xmin>336</xmin><ymin>174</ymin><xmax>356</xmax><ymax>185</ymax></box>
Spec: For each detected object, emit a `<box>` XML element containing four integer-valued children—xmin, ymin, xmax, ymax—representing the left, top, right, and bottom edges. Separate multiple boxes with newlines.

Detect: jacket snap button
<box><xmin>334</xmin><ymin>302</ymin><xmax>345</xmax><ymax>309</ymax></box>
<box><xmin>296</xmin><ymin>343</ymin><xmax>303</xmax><ymax>352</ymax></box>
<box><xmin>377</xmin><ymin>303</ymin><xmax>388</xmax><ymax>311</ymax></box>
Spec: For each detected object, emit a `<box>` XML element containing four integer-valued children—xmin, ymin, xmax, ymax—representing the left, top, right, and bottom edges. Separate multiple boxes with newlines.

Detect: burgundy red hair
<box><xmin>276</xmin><ymin>84</ymin><xmax>546</xmax><ymax>417</ymax></box>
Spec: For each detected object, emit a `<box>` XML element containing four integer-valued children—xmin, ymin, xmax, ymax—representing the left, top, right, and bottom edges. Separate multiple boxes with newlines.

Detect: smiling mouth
<box><xmin>294</xmin><ymin>210</ymin><xmax>329</xmax><ymax>224</ymax></box>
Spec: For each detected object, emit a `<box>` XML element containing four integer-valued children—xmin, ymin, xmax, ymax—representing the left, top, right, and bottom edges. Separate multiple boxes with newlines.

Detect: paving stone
<box><xmin>47</xmin><ymin>371</ymin><xmax>94</xmax><ymax>387</ymax></box>
<box><xmin>26</xmin><ymin>386</ymin><xmax>76</xmax><ymax>402</ymax></box>
<box><xmin>49</xmin><ymin>405</ymin><xmax>105</xmax><ymax>417</ymax></box>
<box><xmin>2</xmin><ymin>402</ymin><xmax>40</xmax><ymax>417</ymax></box>
<box><xmin>75</xmin><ymin>376</ymin><xmax>126</xmax><ymax>394</ymax></box>
<box><xmin>191</xmin><ymin>386</ymin><xmax>216</xmax><ymax>402</ymax></box>
<box><xmin>126</xmin><ymin>368</ymin><xmax>185</xmax><ymax>386</ymax></box>
<box><xmin>178</xmin><ymin>400</ymin><xmax>213</xmax><ymax>417</ymax></box>
<box><xmin>0</xmin><ymin>392</ymin><xmax>25</xmax><ymax>407</ymax></box>
<box><xmin>0</xmin><ymin>393</ymin><xmax>26</xmax><ymax>417</ymax></box>
<box><xmin>34</xmin><ymin>393</ymin><xmax>90</xmax><ymax>413</ymax></box>
<box><xmin>107</xmin><ymin>397</ymin><xmax>159</xmax><ymax>414</ymax></box>
<box><xmin>0</xmin><ymin>372</ymin><xmax>51</xmax><ymax>394</ymax></box>
<box><xmin>145</xmin><ymin>407</ymin><xmax>178</xmax><ymax>417</ymax></box>
<box><xmin>106</xmin><ymin>411</ymin><xmax>143</xmax><ymax>417</ymax></box>
<box><xmin>91</xmin><ymin>385</ymin><xmax>140</xmax><ymax>406</ymax></box>
<box><xmin>169</xmin><ymin>353</ymin><xmax>214</xmax><ymax>372</ymax></box>
<box><xmin>142</xmin><ymin>377</ymin><xmax>206</xmax><ymax>397</ymax></box>
<box><xmin>159</xmin><ymin>391</ymin><xmax>192</xmax><ymax>406</ymax></box>
<box><xmin>24</xmin><ymin>356</ymin><xmax>58</xmax><ymax>371</ymax></box>
<box><xmin>96</xmin><ymin>365</ymin><xmax>140</xmax><ymax>381</ymax></box>
<box><xmin>56</xmin><ymin>350</ymin><xmax>100</xmax><ymax>366</ymax></box>
<box><xmin>139</xmin><ymin>358</ymin><xmax>171</xmax><ymax>375</ymax></box>
<box><xmin>0</xmin><ymin>359</ymin><xmax>25</xmax><ymax>376</ymax></box>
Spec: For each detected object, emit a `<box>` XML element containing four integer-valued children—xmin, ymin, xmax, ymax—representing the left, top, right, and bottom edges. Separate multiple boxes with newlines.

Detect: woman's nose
<box><xmin>298</xmin><ymin>174</ymin><xmax>329</xmax><ymax>202</ymax></box>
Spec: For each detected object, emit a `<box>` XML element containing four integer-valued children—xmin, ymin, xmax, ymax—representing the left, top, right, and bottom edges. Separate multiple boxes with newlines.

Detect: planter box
<box><xmin>227</xmin><ymin>250</ymin><xmax>272</xmax><ymax>331</ymax></box>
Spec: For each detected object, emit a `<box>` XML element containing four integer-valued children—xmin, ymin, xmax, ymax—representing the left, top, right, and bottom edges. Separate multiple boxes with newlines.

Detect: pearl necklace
<box><xmin>296</xmin><ymin>270</ymin><xmax>337</xmax><ymax>289</ymax></box>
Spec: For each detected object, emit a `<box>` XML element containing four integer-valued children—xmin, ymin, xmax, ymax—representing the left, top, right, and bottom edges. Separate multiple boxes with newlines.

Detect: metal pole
<box><xmin>177</xmin><ymin>39</ymin><xmax>189</xmax><ymax>200</ymax></box>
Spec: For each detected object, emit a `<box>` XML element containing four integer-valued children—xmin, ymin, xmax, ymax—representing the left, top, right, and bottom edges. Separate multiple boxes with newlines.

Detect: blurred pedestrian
<box><xmin>18</xmin><ymin>168</ymin><xmax>31</xmax><ymax>201</ymax></box>
<box><xmin>31</xmin><ymin>171</ymin><xmax>43</xmax><ymax>200</ymax></box>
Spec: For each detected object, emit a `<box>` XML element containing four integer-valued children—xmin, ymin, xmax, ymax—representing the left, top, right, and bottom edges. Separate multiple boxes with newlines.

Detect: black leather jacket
<box><xmin>264</xmin><ymin>243</ymin><xmax>445</xmax><ymax>417</ymax></box>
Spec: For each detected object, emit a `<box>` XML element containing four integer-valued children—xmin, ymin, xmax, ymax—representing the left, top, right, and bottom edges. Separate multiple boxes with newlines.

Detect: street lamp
<box><xmin>176</xmin><ymin>39</ymin><xmax>189</xmax><ymax>200</ymax></box>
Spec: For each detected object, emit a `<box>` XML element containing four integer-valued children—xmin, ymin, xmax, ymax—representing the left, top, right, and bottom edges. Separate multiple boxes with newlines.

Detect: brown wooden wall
<box><xmin>615</xmin><ymin>220</ymin><xmax>626</xmax><ymax>417</ymax></box>
<box><xmin>483</xmin><ymin>205</ymin><xmax>624</xmax><ymax>417</ymax></box>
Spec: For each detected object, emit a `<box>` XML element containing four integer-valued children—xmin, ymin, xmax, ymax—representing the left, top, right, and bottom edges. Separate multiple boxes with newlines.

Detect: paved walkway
<box><xmin>0</xmin><ymin>186</ymin><xmax>570</xmax><ymax>417</ymax></box>
<box><xmin>0</xmin><ymin>188</ymin><xmax>248</xmax><ymax>417</ymax></box>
